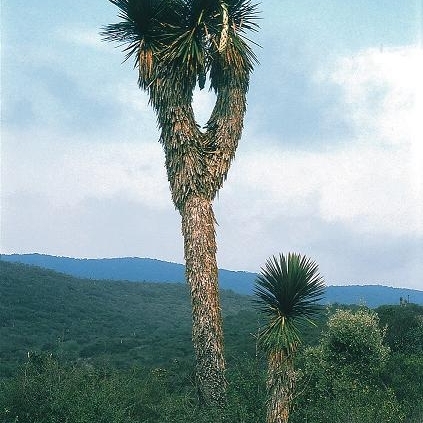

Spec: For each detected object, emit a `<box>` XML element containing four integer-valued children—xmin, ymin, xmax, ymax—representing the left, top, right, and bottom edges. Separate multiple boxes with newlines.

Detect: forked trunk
<box><xmin>266</xmin><ymin>351</ymin><xmax>296</xmax><ymax>423</ymax></box>
<box><xmin>103</xmin><ymin>0</ymin><xmax>258</xmax><ymax>410</ymax></box>
<box><xmin>181</xmin><ymin>195</ymin><xmax>227</xmax><ymax>406</ymax></box>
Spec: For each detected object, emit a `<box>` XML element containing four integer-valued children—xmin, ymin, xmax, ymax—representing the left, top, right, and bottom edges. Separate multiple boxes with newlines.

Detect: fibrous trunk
<box><xmin>152</xmin><ymin>64</ymin><xmax>248</xmax><ymax>408</ymax></box>
<box><xmin>266</xmin><ymin>351</ymin><xmax>296</xmax><ymax>423</ymax></box>
<box><xmin>181</xmin><ymin>195</ymin><xmax>227</xmax><ymax>406</ymax></box>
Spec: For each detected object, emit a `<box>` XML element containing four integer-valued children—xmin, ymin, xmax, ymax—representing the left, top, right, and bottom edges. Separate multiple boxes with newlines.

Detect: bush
<box><xmin>376</xmin><ymin>304</ymin><xmax>423</xmax><ymax>354</ymax></box>
<box><xmin>319</xmin><ymin>308</ymin><xmax>390</xmax><ymax>379</ymax></box>
<box><xmin>383</xmin><ymin>353</ymin><xmax>423</xmax><ymax>423</ymax></box>
<box><xmin>0</xmin><ymin>352</ymin><xmax>267</xmax><ymax>423</ymax></box>
<box><xmin>290</xmin><ymin>308</ymin><xmax>404</xmax><ymax>423</ymax></box>
<box><xmin>0</xmin><ymin>353</ymin><xmax>133</xmax><ymax>423</ymax></box>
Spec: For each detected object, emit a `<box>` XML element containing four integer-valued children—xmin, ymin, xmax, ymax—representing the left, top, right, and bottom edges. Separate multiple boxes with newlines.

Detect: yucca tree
<box><xmin>102</xmin><ymin>0</ymin><xmax>259</xmax><ymax>406</ymax></box>
<box><xmin>255</xmin><ymin>253</ymin><xmax>325</xmax><ymax>423</ymax></box>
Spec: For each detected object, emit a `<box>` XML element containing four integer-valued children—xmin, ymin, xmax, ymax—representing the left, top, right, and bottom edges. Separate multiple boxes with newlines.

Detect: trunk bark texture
<box><xmin>151</xmin><ymin>69</ymin><xmax>248</xmax><ymax>407</ymax></box>
<box><xmin>181</xmin><ymin>195</ymin><xmax>227</xmax><ymax>406</ymax></box>
<box><xmin>266</xmin><ymin>351</ymin><xmax>296</xmax><ymax>423</ymax></box>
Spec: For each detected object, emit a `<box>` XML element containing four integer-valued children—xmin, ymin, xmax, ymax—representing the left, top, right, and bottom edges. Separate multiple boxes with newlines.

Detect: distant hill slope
<box><xmin>2</xmin><ymin>253</ymin><xmax>422</xmax><ymax>307</ymax></box>
<box><xmin>0</xmin><ymin>260</ymin><xmax>257</xmax><ymax>377</ymax></box>
<box><xmin>1</xmin><ymin>253</ymin><xmax>255</xmax><ymax>294</ymax></box>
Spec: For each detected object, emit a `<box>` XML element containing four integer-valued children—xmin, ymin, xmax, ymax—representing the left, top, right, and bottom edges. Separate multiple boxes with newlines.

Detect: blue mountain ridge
<box><xmin>1</xmin><ymin>253</ymin><xmax>422</xmax><ymax>308</ymax></box>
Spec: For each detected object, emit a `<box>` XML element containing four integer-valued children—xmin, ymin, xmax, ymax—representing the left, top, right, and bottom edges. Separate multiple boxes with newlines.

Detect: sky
<box><xmin>1</xmin><ymin>1</ymin><xmax>423</xmax><ymax>290</ymax></box>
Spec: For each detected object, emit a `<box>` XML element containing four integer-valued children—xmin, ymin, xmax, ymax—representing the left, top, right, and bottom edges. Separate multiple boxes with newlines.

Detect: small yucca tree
<box><xmin>254</xmin><ymin>253</ymin><xmax>325</xmax><ymax>423</ymax></box>
<box><xmin>102</xmin><ymin>0</ymin><xmax>259</xmax><ymax>406</ymax></box>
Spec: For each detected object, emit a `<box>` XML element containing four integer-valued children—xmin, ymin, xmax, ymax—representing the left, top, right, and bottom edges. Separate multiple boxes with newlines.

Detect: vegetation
<box><xmin>101</xmin><ymin>0</ymin><xmax>259</xmax><ymax>405</ymax></box>
<box><xmin>0</xmin><ymin>352</ymin><xmax>266</xmax><ymax>423</ymax></box>
<box><xmin>254</xmin><ymin>253</ymin><xmax>325</xmax><ymax>423</ymax></box>
<box><xmin>376</xmin><ymin>303</ymin><xmax>423</xmax><ymax>354</ymax></box>
<box><xmin>377</xmin><ymin>304</ymin><xmax>423</xmax><ymax>422</ymax></box>
<box><xmin>291</xmin><ymin>308</ymin><xmax>399</xmax><ymax>423</ymax></box>
<box><xmin>1</xmin><ymin>261</ymin><xmax>423</xmax><ymax>422</ymax></box>
<box><xmin>0</xmin><ymin>261</ymin><xmax>256</xmax><ymax>378</ymax></box>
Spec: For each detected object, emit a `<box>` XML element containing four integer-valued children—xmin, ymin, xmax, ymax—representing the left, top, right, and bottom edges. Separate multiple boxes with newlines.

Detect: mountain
<box><xmin>2</xmin><ymin>253</ymin><xmax>422</xmax><ymax>307</ymax></box>
<box><xmin>1</xmin><ymin>253</ymin><xmax>255</xmax><ymax>294</ymax></box>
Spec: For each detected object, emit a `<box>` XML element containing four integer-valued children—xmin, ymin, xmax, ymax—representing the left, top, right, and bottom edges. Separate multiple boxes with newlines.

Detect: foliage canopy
<box><xmin>254</xmin><ymin>253</ymin><xmax>325</xmax><ymax>354</ymax></box>
<box><xmin>102</xmin><ymin>0</ymin><xmax>259</xmax><ymax>95</ymax></box>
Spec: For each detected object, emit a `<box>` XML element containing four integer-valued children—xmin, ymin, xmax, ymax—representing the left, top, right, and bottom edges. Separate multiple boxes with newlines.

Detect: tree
<box><xmin>376</xmin><ymin>304</ymin><xmax>423</xmax><ymax>354</ymax></box>
<box><xmin>101</xmin><ymin>0</ymin><xmax>259</xmax><ymax>406</ymax></box>
<box><xmin>320</xmin><ymin>308</ymin><xmax>390</xmax><ymax>379</ymax></box>
<box><xmin>254</xmin><ymin>253</ymin><xmax>325</xmax><ymax>423</ymax></box>
<box><xmin>294</xmin><ymin>308</ymin><xmax>400</xmax><ymax>423</ymax></box>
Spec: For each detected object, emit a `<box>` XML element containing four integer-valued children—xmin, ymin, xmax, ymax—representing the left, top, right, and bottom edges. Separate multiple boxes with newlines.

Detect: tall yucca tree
<box><xmin>255</xmin><ymin>253</ymin><xmax>325</xmax><ymax>423</ymax></box>
<box><xmin>102</xmin><ymin>0</ymin><xmax>259</xmax><ymax>406</ymax></box>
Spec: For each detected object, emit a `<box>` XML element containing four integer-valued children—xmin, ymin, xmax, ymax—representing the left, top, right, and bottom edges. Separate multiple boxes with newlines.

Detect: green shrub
<box><xmin>290</xmin><ymin>308</ymin><xmax>404</xmax><ymax>423</ymax></box>
<box><xmin>0</xmin><ymin>352</ymin><xmax>267</xmax><ymax>423</ymax></box>
<box><xmin>1</xmin><ymin>353</ymin><xmax>132</xmax><ymax>422</ymax></box>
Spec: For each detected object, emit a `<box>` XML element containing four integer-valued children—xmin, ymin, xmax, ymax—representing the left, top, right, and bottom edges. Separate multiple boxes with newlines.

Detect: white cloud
<box><xmin>327</xmin><ymin>46</ymin><xmax>423</xmax><ymax>231</ymax></box>
<box><xmin>2</xmin><ymin>131</ymin><xmax>170</xmax><ymax>210</ymax></box>
<box><xmin>4</xmin><ymin>47</ymin><xmax>421</xmax><ymax>242</ymax></box>
<box><xmin>116</xmin><ymin>84</ymin><xmax>151</xmax><ymax>114</ymax></box>
<box><xmin>218</xmin><ymin>46</ymin><xmax>423</xmax><ymax>239</ymax></box>
<box><xmin>223</xmin><ymin>144</ymin><xmax>421</xmax><ymax>237</ymax></box>
<box><xmin>327</xmin><ymin>46</ymin><xmax>423</xmax><ymax>149</ymax></box>
<box><xmin>2</xmin><ymin>34</ymin><xmax>422</xmax><ymax>288</ymax></box>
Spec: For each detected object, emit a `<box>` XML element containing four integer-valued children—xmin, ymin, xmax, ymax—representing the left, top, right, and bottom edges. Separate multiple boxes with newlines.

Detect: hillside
<box><xmin>0</xmin><ymin>260</ymin><xmax>260</xmax><ymax>377</ymax></box>
<box><xmin>1</xmin><ymin>253</ymin><xmax>255</xmax><ymax>294</ymax></box>
<box><xmin>2</xmin><ymin>253</ymin><xmax>422</xmax><ymax>307</ymax></box>
<box><xmin>2</xmin><ymin>260</ymin><xmax>423</xmax><ymax>423</ymax></box>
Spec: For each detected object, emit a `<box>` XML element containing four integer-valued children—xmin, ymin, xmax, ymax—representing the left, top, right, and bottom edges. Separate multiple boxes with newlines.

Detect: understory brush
<box><xmin>2</xmin><ymin>351</ymin><xmax>419</xmax><ymax>423</ymax></box>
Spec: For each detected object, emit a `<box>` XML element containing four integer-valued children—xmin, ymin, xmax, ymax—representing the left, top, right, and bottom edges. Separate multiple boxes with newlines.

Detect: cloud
<box><xmin>2</xmin><ymin>10</ymin><xmax>422</xmax><ymax>292</ymax></box>
<box><xmin>225</xmin><ymin>143</ymin><xmax>421</xmax><ymax>236</ymax></box>
<box><xmin>326</xmin><ymin>46</ymin><xmax>423</xmax><ymax>148</ymax></box>
<box><xmin>1</xmin><ymin>192</ymin><xmax>182</xmax><ymax>261</ymax></box>
<box><xmin>214</xmin><ymin>207</ymin><xmax>422</xmax><ymax>289</ymax></box>
<box><xmin>4</xmin><ymin>46</ymin><xmax>421</xmax><ymax>240</ymax></box>
<box><xmin>324</xmin><ymin>46</ymin><xmax>423</xmax><ymax>224</ymax></box>
<box><xmin>1</xmin><ymin>130</ymin><xmax>180</xmax><ymax>260</ymax></box>
<box><xmin>213</xmin><ymin>45</ymin><xmax>423</xmax><ymax>282</ymax></box>
<box><xmin>2</xmin><ymin>130</ymin><xmax>170</xmax><ymax>210</ymax></box>
<box><xmin>192</xmin><ymin>88</ymin><xmax>217</xmax><ymax>127</ymax></box>
<box><xmin>246</xmin><ymin>40</ymin><xmax>351</xmax><ymax>146</ymax></box>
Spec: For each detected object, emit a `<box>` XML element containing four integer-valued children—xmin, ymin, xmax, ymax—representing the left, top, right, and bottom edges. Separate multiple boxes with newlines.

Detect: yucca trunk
<box><xmin>156</xmin><ymin>83</ymin><xmax>246</xmax><ymax>406</ymax></box>
<box><xmin>266</xmin><ymin>351</ymin><xmax>296</xmax><ymax>423</ymax></box>
<box><xmin>150</xmin><ymin>62</ymin><xmax>248</xmax><ymax>408</ymax></box>
<box><xmin>103</xmin><ymin>0</ymin><xmax>259</xmax><ymax>410</ymax></box>
<box><xmin>181</xmin><ymin>195</ymin><xmax>226</xmax><ymax>405</ymax></box>
<box><xmin>155</xmin><ymin>98</ymin><xmax>231</xmax><ymax>407</ymax></box>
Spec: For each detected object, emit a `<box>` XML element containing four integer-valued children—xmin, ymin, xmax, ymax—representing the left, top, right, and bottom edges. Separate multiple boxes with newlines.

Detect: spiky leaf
<box><xmin>254</xmin><ymin>253</ymin><xmax>325</xmax><ymax>354</ymax></box>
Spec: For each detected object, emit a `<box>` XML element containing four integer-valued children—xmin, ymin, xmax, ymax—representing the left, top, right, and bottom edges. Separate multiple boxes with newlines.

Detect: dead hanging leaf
<box><xmin>218</xmin><ymin>2</ymin><xmax>229</xmax><ymax>52</ymax></box>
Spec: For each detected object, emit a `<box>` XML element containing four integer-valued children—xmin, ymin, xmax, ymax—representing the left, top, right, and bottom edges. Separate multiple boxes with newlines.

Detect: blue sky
<box><xmin>2</xmin><ymin>1</ymin><xmax>423</xmax><ymax>290</ymax></box>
